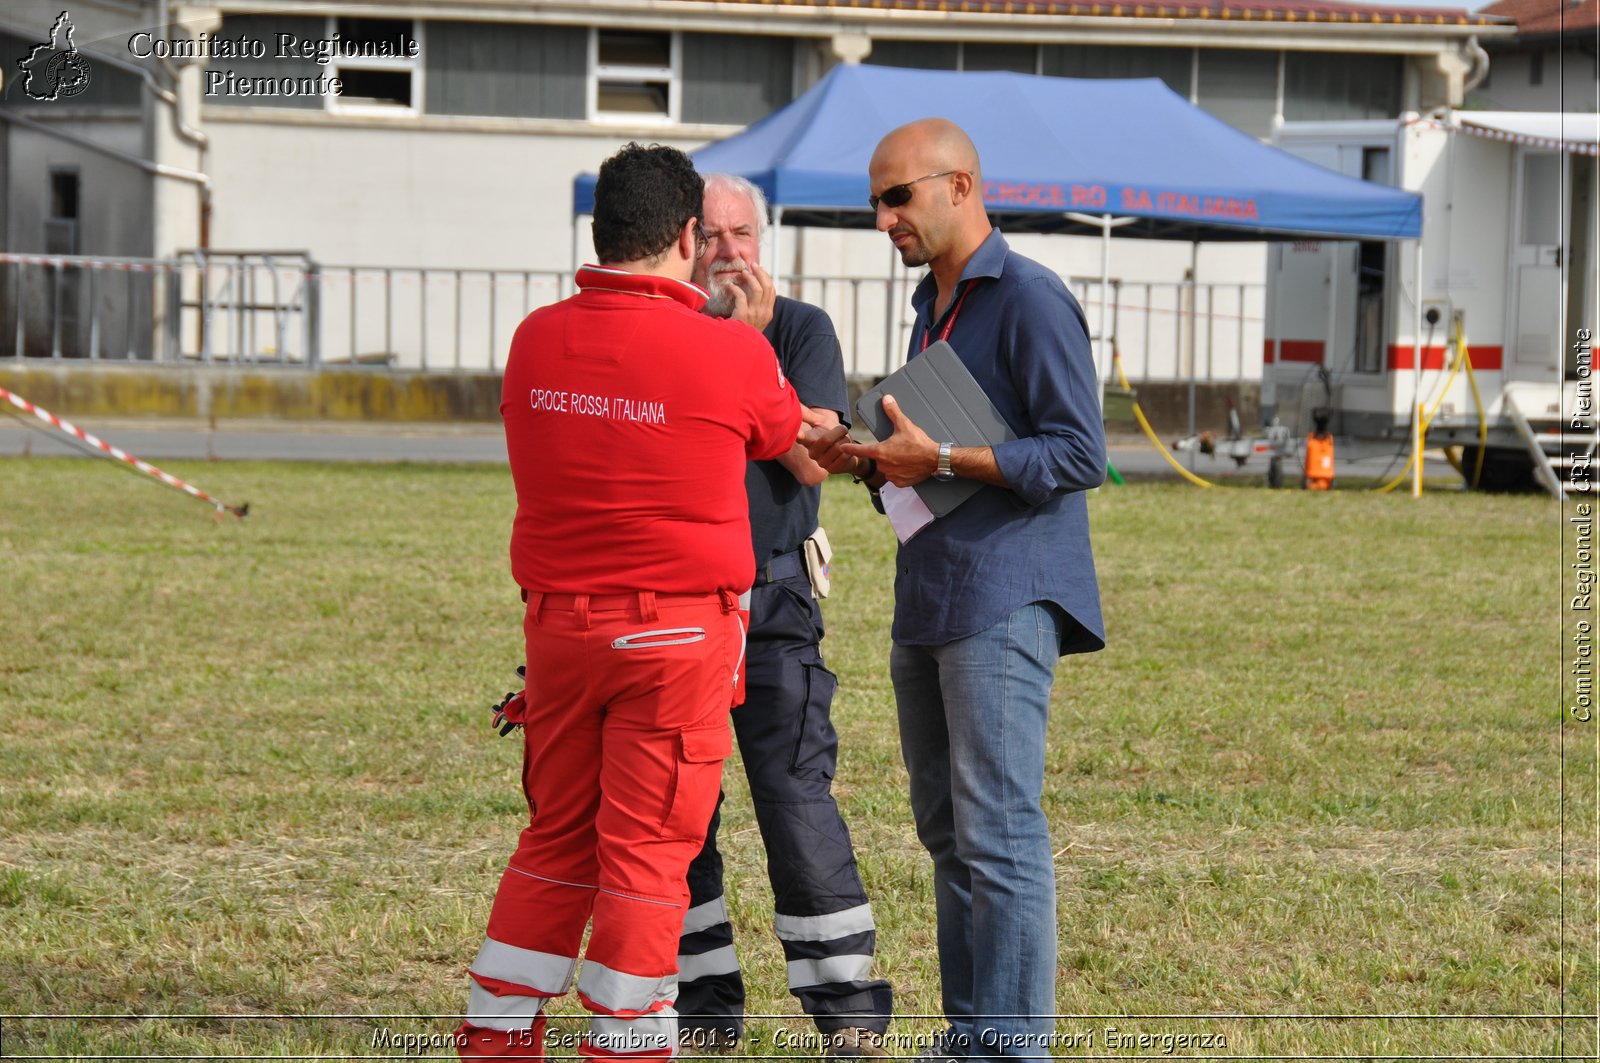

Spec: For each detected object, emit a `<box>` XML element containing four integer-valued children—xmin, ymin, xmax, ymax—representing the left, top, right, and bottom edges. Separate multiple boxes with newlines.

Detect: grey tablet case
<box><xmin>854</xmin><ymin>340</ymin><xmax>1019</xmax><ymax>518</ymax></box>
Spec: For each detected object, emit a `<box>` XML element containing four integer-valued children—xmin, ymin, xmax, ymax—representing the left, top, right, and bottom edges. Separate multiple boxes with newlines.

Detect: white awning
<box><xmin>1453</xmin><ymin>111</ymin><xmax>1600</xmax><ymax>156</ymax></box>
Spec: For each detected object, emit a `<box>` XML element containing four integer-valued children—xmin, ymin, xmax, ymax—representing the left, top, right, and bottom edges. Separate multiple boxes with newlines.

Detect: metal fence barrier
<box><xmin>1080</xmin><ymin>277</ymin><xmax>1266</xmax><ymax>385</ymax></box>
<box><xmin>3</xmin><ymin>253</ymin><xmax>168</xmax><ymax>361</ymax></box>
<box><xmin>2</xmin><ymin>252</ymin><xmax>1263</xmax><ymax>383</ymax></box>
<box><xmin>778</xmin><ymin>271</ymin><xmax>1264</xmax><ymax>382</ymax></box>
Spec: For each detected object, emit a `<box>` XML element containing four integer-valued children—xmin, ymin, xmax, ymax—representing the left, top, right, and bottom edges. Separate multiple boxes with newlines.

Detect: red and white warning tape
<box><xmin>0</xmin><ymin>385</ymin><xmax>247</xmax><ymax>520</ymax></box>
<box><xmin>1456</xmin><ymin>120</ymin><xmax>1600</xmax><ymax>157</ymax></box>
<box><xmin>1411</xmin><ymin>117</ymin><xmax>1600</xmax><ymax>157</ymax></box>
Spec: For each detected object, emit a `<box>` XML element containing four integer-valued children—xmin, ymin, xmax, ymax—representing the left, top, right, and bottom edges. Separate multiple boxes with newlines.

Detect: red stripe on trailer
<box><xmin>0</xmin><ymin>386</ymin><xmax>246</xmax><ymax>519</ymax></box>
<box><xmin>1263</xmin><ymin>339</ymin><xmax>1275</xmax><ymax>364</ymax></box>
<box><xmin>1278</xmin><ymin>340</ymin><xmax>1324</xmax><ymax>363</ymax></box>
<box><xmin>1469</xmin><ymin>346</ymin><xmax>1503</xmax><ymax>370</ymax></box>
<box><xmin>1386</xmin><ymin>344</ymin><xmax>1503</xmax><ymax>370</ymax></box>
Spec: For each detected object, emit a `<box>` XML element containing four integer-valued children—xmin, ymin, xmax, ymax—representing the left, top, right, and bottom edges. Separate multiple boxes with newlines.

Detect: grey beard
<box><xmin>700</xmin><ymin>257</ymin><xmax>749</xmax><ymax>319</ymax></box>
<box><xmin>703</xmin><ymin>284</ymin><xmax>738</xmax><ymax>319</ymax></box>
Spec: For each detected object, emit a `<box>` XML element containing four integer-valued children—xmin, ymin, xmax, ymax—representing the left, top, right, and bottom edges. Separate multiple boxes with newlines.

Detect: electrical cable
<box><xmin>1459</xmin><ymin>320</ymin><xmax>1488</xmax><ymax>490</ymax></box>
<box><xmin>1369</xmin><ymin>318</ymin><xmax>1439</xmax><ymax>484</ymax></box>
<box><xmin>1376</xmin><ymin>318</ymin><xmax>1470</xmax><ymax>494</ymax></box>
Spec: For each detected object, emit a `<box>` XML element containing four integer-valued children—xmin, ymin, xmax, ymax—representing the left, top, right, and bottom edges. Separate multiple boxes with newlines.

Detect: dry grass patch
<box><xmin>0</xmin><ymin>458</ymin><xmax>1586</xmax><ymax>1058</ymax></box>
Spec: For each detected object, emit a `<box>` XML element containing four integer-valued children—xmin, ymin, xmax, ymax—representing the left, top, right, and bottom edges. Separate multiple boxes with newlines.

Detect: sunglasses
<box><xmin>869</xmin><ymin>170</ymin><xmax>961</xmax><ymax>211</ymax></box>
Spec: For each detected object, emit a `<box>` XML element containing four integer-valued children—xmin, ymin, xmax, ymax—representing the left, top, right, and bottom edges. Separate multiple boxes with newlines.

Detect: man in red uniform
<box><xmin>457</xmin><ymin>142</ymin><xmax>803</xmax><ymax>1061</ymax></box>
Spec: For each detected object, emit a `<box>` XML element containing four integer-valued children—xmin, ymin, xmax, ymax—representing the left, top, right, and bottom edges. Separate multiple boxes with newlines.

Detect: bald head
<box><xmin>871</xmin><ymin>118</ymin><xmax>981</xmax><ymax>183</ymax></box>
<box><xmin>869</xmin><ymin>118</ymin><xmax>991</xmax><ymax>276</ymax></box>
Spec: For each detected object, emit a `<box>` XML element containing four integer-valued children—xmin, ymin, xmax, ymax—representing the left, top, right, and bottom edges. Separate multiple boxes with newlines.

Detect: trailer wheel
<box><xmin>1459</xmin><ymin>447</ymin><xmax>1539</xmax><ymax>493</ymax></box>
<box><xmin>1267</xmin><ymin>456</ymin><xmax>1284</xmax><ymax>489</ymax></box>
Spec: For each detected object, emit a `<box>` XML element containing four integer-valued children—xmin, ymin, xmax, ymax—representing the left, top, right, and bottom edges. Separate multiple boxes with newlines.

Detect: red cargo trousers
<box><xmin>459</xmin><ymin>590</ymin><xmax>744</xmax><ymax>1060</ymax></box>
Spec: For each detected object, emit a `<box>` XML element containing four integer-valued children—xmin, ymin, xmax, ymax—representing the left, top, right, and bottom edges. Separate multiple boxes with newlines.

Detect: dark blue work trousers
<box><xmin>677</xmin><ymin>565</ymin><xmax>893</xmax><ymax>1038</ymax></box>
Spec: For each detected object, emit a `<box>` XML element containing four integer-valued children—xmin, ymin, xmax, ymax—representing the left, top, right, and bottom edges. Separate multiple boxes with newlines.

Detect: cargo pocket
<box><xmin>789</xmin><ymin>662</ymin><xmax>839</xmax><ymax>781</ymax></box>
<box><xmin>660</xmin><ymin>722</ymin><xmax>734</xmax><ymax>841</ymax></box>
<box><xmin>520</xmin><ymin>736</ymin><xmax>538</xmax><ymax>821</ymax></box>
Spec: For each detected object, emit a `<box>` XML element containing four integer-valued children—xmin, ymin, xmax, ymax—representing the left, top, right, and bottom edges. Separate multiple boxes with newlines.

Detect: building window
<box><xmin>425</xmin><ymin>21</ymin><xmax>586</xmax><ymax>119</ymax></box>
<box><xmin>205</xmin><ymin>15</ymin><xmax>323</xmax><ymax>110</ymax></box>
<box><xmin>865</xmin><ymin>39</ymin><xmax>958</xmax><ymax>70</ymax></box>
<box><xmin>325</xmin><ymin>16</ymin><xmax>421</xmax><ymax>114</ymax></box>
<box><xmin>1284</xmin><ymin>52</ymin><xmax>1402</xmax><ymax>122</ymax></box>
<box><xmin>50</xmin><ymin>170</ymin><xmax>80</xmax><ymax>221</ymax></box>
<box><xmin>1362</xmin><ymin>146</ymin><xmax>1391</xmax><ymax>186</ymax></box>
<box><xmin>1353</xmin><ymin>149</ymin><xmax>1392</xmax><ymax>374</ymax></box>
<box><xmin>867</xmin><ymin>40</ymin><xmax>1038</xmax><ymax>73</ymax></box>
<box><xmin>590</xmin><ymin>29</ymin><xmax>679</xmax><ymax>122</ymax></box>
<box><xmin>1041</xmin><ymin>45</ymin><xmax>1192</xmax><ymax>97</ymax></box>
<box><xmin>681</xmin><ymin>33</ymin><xmax>795</xmax><ymax>126</ymax></box>
<box><xmin>960</xmin><ymin>43</ymin><xmax>1038</xmax><ymax>73</ymax></box>
<box><xmin>1196</xmin><ymin>48</ymin><xmax>1278</xmax><ymax>139</ymax></box>
<box><xmin>45</xmin><ymin>169</ymin><xmax>80</xmax><ymax>255</ymax></box>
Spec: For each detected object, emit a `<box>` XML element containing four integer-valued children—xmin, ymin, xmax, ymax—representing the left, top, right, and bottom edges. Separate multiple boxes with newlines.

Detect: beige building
<box><xmin>0</xmin><ymin>0</ymin><xmax>1509</xmax><ymax>373</ymax></box>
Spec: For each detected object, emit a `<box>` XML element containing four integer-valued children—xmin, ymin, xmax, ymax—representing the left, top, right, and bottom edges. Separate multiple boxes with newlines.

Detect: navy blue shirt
<box><xmin>748</xmin><ymin>296</ymin><xmax>849</xmax><ymax>562</ymax></box>
<box><xmin>890</xmin><ymin>229</ymin><xmax>1106</xmax><ymax>655</ymax></box>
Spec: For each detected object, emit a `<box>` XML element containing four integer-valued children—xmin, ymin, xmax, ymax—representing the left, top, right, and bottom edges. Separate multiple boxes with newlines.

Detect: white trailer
<box><xmin>1264</xmin><ymin>112</ymin><xmax>1598</xmax><ymax>492</ymax></box>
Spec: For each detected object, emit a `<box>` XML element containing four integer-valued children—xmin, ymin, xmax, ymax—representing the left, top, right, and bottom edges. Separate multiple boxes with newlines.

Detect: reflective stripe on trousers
<box><xmin>460</xmin><ymin>591</ymin><xmax>741</xmax><ymax>1059</ymax></box>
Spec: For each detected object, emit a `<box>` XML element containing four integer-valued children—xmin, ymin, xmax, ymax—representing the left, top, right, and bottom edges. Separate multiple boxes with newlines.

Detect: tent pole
<box><xmin>1412</xmin><ymin>239</ymin><xmax>1424</xmax><ymax>498</ymax></box>
<box><xmin>1265</xmin><ymin>245</ymin><xmax>1282</xmax><ymax>427</ymax></box>
<box><xmin>1188</xmin><ymin>240</ymin><xmax>1199</xmax><ymax>471</ymax></box>
<box><xmin>570</xmin><ymin>215</ymin><xmax>583</xmax><ymax>298</ymax></box>
<box><xmin>1068</xmin><ymin>212</ymin><xmax>1136</xmax><ymax>408</ymax></box>
<box><xmin>771</xmin><ymin>206</ymin><xmax>784</xmax><ymax>290</ymax></box>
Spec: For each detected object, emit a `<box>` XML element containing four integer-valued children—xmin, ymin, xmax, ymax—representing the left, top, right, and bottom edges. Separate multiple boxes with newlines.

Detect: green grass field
<box><xmin>0</xmin><ymin>456</ymin><xmax>1590</xmax><ymax>1059</ymax></box>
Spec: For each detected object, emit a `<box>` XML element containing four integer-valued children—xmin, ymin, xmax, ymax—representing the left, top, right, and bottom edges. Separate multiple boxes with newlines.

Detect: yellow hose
<box><xmin>1376</xmin><ymin>327</ymin><xmax>1469</xmax><ymax>494</ymax></box>
<box><xmin>1114</xmin><ymin>353</ymin><xmax>1217</xmax><ymax>489</ymax></box>
<box><xmin>1376</xmin><ymin>422</ymin><xmax>1430</xmax><ymax>493</ymax></box>
<box><xmin>1459</xmin><ymin>322</ymin><xmax>1487</xmax><ymax>490</ymax></box>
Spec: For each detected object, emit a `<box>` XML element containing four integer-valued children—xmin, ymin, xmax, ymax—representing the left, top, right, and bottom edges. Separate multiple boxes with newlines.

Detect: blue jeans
<box><xmin>890</xmin><ymin>602</ymin><xmax>1063</xmax><ymax>1062</ymax></box>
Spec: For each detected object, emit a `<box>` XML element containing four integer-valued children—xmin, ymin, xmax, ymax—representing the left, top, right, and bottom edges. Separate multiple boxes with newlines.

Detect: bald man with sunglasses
<box><xmin>803</xmin><ymin>119</ymin><xmax>1107</xmax><ymax>1063</ymax></box>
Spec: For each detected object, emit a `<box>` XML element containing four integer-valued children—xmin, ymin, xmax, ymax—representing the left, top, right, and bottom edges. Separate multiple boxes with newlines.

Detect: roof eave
<box><xmin>211</xmin><ymin>0</ymin><xmax>1512</xmax><ymax>46</ymax></box>
<box><xmin>1484</xmin><ymin>26</ymin><xmax>1600</xmax><ymax>46</ymax></box>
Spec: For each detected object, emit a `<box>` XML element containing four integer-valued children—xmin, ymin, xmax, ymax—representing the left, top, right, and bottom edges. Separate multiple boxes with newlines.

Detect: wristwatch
<box><xmin>934</xmin><ymin>441</ymin><xmax>956</xmax><ymax>481</ymax></box>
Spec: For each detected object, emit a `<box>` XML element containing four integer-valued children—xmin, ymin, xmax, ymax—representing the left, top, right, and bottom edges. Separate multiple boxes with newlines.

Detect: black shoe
<box><xmin>824</xmin><ymin>1027</ymin><xmax>889</xmax><ymax>1058</ymax></box>
<box><xmin>910</xmin><ymin>1031</ymin><xmax>967</xmax><ymax>1062</ymax></box>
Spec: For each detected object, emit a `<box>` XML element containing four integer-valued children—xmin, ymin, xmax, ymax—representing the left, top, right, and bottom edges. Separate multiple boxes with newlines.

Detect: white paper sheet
<box><xmin>880</xmin><ymin>483</ymin><xmax>936</xmax><ymax>543</ymax></box>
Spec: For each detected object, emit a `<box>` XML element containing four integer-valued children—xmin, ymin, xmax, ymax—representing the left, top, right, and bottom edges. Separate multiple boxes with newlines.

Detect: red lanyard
<box><xmin>922</xmin><ymin>283</ymin><xmax>974</xmax><ymax>352</ymax></box>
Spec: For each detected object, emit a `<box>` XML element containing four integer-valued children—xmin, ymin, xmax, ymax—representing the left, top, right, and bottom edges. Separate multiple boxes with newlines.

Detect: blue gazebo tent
<box><xmin>571</xmin><ymin>64</ymin><xmax>1421</xmax><ymax>242</ymax></box>
<box><xmin>569</xmin><ymin>64</ymin><xmax>1425</xmax><ymax>443</ymax></box>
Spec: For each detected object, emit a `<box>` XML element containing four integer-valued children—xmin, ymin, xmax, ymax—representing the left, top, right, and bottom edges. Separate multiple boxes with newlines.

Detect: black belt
<box><xmin>754</xmin><ymin>548</ymin><xmax>806</xmax><ymax>586</ymax></box>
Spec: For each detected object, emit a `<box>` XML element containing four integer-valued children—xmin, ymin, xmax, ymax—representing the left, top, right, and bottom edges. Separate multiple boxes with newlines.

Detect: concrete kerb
<box><xmin>0</xmin><ymin>363</ymin><xmax>503</xmax><ymax>423</ymax></box>
<box><xmin>2</xmin><ymin>363</ymin><xmax>1259</xmax><ymax>442</ymax></box>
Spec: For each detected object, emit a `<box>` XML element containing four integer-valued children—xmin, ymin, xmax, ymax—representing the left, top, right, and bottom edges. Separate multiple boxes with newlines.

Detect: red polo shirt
<box><xmin>502</xmin><ymin>265</ymin><xmax>802</xmax><ymax>595</ymax></box>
